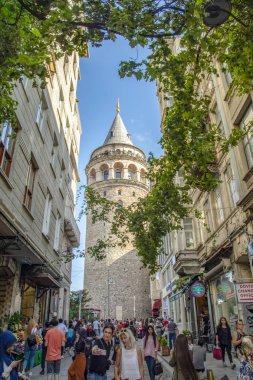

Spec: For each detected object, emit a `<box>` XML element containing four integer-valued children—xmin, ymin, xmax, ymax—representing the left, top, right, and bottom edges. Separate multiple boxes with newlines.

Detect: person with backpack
<box><xmin>40</xmin><ymin>321</ymin><xmax>51</xmax><ymax>375</ymax></box>
<box><xmin>22</xmin><ymin>319</ymin><xmax>38</xmax><ymax>377</ymax></box>
<box><xmin>232</xmin><ymin>320</ymin><xmax>246</xmax><ymax>360</ymax></box>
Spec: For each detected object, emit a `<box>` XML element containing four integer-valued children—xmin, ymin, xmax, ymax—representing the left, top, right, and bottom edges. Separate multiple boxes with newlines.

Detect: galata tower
<box><xmin>84</xmin><ymin>100</ymin><xmax>150</xmax><ymax>320</ymax></box>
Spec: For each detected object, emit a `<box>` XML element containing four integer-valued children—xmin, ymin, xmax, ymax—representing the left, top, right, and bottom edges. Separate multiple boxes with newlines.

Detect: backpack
<box><xmin>27</xmin><ymin>334</ymin><xmax>37</xmax><ymax>347</ymax></box>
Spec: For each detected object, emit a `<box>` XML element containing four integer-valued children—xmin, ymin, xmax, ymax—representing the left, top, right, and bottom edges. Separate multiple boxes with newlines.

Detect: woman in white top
<box><xmin>115</xmin><ymin>328</ymin><xmax>144</xmax><ymax>380</ymax></box>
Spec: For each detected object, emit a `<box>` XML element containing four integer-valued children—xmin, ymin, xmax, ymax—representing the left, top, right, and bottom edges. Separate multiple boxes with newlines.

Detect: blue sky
<box><xmin>71</xmin><ymin>37</ymin><xmax>162</xmax><ymax>290</ymax></box>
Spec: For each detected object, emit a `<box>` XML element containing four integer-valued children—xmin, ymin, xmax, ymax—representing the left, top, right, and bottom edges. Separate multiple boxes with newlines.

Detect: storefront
<box><xmin>210</xmin><ymin>270</ymin><xmax>238</xmax><ymax>328</ymax></box>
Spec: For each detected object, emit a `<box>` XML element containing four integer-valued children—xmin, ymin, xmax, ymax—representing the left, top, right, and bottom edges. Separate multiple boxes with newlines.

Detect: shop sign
<box><xmin>169</xmin><ymin>291</ymin><xmax>182</xmax><ymax>303</ymax></box>
<box><xmin>236</xmin><ymin>283</ymin><xmax>253</xmax><ymax>303</ymax></box>
<box><xmin>242</xmin><ymin>303</ymin><xmax>253</xmax><ymax>334</ymax></box>
<box><xmin>191</xmin><ymin>281</ymin><xmax>206</xmax><ymax>298</ymax></box>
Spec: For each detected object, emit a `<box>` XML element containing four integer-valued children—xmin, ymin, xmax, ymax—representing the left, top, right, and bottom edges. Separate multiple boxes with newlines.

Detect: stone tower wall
<box><xmin>84</xmin><ymin>144</ymin><xmax>151</xmax><ymax>320</ymax></box>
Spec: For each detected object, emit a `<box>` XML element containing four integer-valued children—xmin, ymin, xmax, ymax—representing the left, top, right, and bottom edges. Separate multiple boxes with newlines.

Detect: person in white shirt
<box><xmin>57</xmin><ymin>318</ymin><xmax>67</xmax><ymax>357</ymax></box>
<box><xmin>93</xmin><ymin>319</ymin><xmax>100</xmax><ymax>337</ymax></box>
<box><xmin>115</xmin><ymin>328</ymin><xmax>144</xmax><ymax>380</ymax></box>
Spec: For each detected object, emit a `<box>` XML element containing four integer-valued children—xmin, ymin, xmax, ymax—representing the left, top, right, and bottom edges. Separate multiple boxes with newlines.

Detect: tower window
<box><xmin>133</xmin><ymin>192</ymin><xmax>135</xmax><ymax>196</ymax></box>
<box><xmin>118</xmin><ymin>200</ymin><xmax>123</xmax><ymax>207</ymax></box>
<box><xmin>103</xmin><ymin>170</ymin><xmax>109</xmax><ymax>180</ymax></box>
<box><xmin>103</xmin><ymin>191</ymin><xmax>106</xmax><ymax>196</ymax></box>
<box><xmin>118</xmin><ymin>190</ymin><xmax>121</xmax><ymax>195</ymax></box>
<box><xmin>111</xmin><ymin>131</ymin><xmax>114</xmax><ymax>137</ymax></box>
<box><xmin>115</xmin><ymin>169</ymin><xmax>122</xmax><ymax>179</ymax></box>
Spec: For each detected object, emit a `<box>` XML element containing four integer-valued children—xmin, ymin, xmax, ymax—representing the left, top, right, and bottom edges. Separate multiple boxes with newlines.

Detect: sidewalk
<box><xmin>158</xmin><ymin>351</ymin><xmax>239</xmax><ymax>380</ymax></box>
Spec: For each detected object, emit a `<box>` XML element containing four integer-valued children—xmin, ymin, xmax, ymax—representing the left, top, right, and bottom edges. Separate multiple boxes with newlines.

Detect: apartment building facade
<box><xmin>0</xmin><ymin>52</ymin><xmax>82</xmax><ymax>325</ymax></box>
<box><xmin>157</xmin><ymin>40</ymin><xmax>253</xmax><ymax>339</ymax></box>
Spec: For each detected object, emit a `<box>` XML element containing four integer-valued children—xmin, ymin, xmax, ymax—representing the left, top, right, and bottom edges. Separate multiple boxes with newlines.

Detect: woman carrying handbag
<box><xmin>216</xmin><ymin>317</ymin><xmax>236</xmax><ymax>369</ymax></box>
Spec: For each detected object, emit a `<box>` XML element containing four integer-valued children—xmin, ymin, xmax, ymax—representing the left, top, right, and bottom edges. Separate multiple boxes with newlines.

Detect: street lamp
<box><xmin>203</xmin><ymin>0</ymin><xmax>247</xmax><ymax>27</ymax></box>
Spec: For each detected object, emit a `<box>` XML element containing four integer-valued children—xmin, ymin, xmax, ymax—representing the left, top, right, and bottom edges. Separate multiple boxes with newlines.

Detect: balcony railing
<box><xmin>173</xmin><ymin>249</ymin><xmax>200</xmax><ymax>276</ymax></box>
<box><xmin>64</xmin><ymin>206</ymin><xmax>80</xmax><ymax>248</ymax></box>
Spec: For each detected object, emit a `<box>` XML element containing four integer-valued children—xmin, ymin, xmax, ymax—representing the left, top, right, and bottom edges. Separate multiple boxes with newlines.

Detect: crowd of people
<box><xmin>0</xmin><ymin>315</ymin><xmax>253</xmax><ymax>380</ymax></box>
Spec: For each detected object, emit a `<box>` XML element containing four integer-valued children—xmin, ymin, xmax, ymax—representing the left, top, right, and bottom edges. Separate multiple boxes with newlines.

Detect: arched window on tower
<box><xmin>100</xmin><ymin>163</ymin><xmax>109</xmax><ymax>181</ymax></box>
<box><xmin>89</xmin><ymin>168</ymin><xmax>96</xmax><ymax>184</ymax></box>
<box><xmin>114</xmin><ymin>162</ymin><xmax>124</xmax><ymax>179</ymax></box>
<box><xmin>140</xmin><ymin>168</ymin><xmax>146</xmax><ymax>184</ymax></box>
<box><xmin>128</xmin><ymin>164</ymin><xmax>137</xmax><ymax>181</ymax></box>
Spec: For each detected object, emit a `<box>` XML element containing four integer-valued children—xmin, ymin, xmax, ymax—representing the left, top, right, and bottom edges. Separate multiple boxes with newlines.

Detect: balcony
<box><xmin>173</xmin><ymin>249</ymin><xmax>200</xmax><ymax>276</ymax></box>
<box><xmin>64</xmin><ymin>206</ymin><xmax>80</xmax><ymax>247</ymax></box>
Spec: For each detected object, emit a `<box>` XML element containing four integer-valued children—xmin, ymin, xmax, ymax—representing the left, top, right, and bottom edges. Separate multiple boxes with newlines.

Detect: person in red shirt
<box><xmin>45</xmin><ymin>319</ymin><xmax>66</xmax><ymax>380</ymax></box>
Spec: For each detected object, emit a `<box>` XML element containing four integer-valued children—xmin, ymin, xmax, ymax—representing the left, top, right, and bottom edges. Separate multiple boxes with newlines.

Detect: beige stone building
<box><xmin>157</xmin><ymin>39</ymin><xmax>253</xmax><ymax>338</ymax></box>
<box><xmin>0</xmin><ymin>52</ymin><xmax>82</xmax><ymax>324</ymax></box>
<box><xmin>84</xmin><ymin>101</ymin><xmax>151</xmax><ymax>320</ymax></box>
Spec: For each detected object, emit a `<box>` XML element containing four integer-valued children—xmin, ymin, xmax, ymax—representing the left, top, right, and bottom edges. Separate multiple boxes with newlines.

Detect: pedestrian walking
<box><xmin>88</xmin><ymin>325</ymin><xmax>113</xmax><ymax>380</ymax></box>
<box><xmin>192</xmin><ymin>339</ymin><xmax>206</xmax><ymax>380</ymax></box>
<box><xmin>167</xmin><ymin>318</ymin><xmax>177</xmax><ymax>349</ymax></box>
<box><xmin>169</xmin><ymin>334</ymin><xmax>198</xmax><ymax>380</ymax></box>
<box><xmin>238</xmin><ymin>335</ymin><xmax>253</xmax><ymax>380</ymax></box>
<box><xmin>143</xmin><ymin>325</ymin><xmax>158</xmax><ymax>380</ymax></box>
<box><xmin>45</xmin><ymin>319</ymin><xmax>66</xmax><ymax>380</ymax></box>
<box><xmin>232</xmin><ymin>319</ymin><xmax>246</xmax><ymax>360</ymax></box>
<box><xmin>68</xmin><ymin>329</ymin><xmax>86</xmax><ymax>380</ymax></box>
<box><xmin>58</xmin><ymin>318</ymin><xmax>68</xmax><ymax>358</ymax></box>
<box><xmin>40</xmin><ymin>321</ymin><xmax>51</xmax><ymax>375</ymax></box>
<box><xmin>22</xmin><ymin>319</ymin><xmax>38</xmax><ymax>377</ymax></box>
<box><xmin>0</xmin><ymin>330</ymin><xmax>29</xmax><ymax>380</ymax></box>
<box><xmin>93</xmin><ymin>319</ymin><xmax>100</xmax><ymax>337</ymax></box>
<box><xmin>114</xmin><ymin>328</ymin><xmax>144</xmax><ymax>380</ymax></box>
<box><xmin>216</xmin><ymin>316</ymin><xmax>236</xmax><ymax>369</ymax></box>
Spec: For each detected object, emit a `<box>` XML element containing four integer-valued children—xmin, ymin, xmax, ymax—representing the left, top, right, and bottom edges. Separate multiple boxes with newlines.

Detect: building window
<box><xmin>103</xmin><ymin>170</ymin><xmax>109</xmax><ymax>180</ymax></box>
<box><xmin>215</xmin><ymin>187</ymin><xmax>224</xmax><ymax>225</ymax></box>
<box><xmin>63</xmin><ymin>54</ymin><xmax>69</xmax><ymax>82</ymax></box>
<box><xmin>133</xmin><ymin>191</ymin><xmax>135</xmax><ymax>196</ymax></box>
<box><xmin>54</xmin><ymin>213</ymin><xmax>61</xmax><ymax>251</ymax></box>
<box><xmin>115</xmin><ymin>168</ymin><xmax>122</xmax><ymax>179</ymax></box>
<box><xmin>42</xmin><ymin>192</ymin><xmax>52</xmax><ymax>236</ymax></box>
<box><xmin>0</xmin><ymin>122</ymin><xmax>16</xmax><ymax>177</ymax></box>
<box><xmin>51</xmin><ymin>133</ymin><xmax>58</xmax><ymax>174</ymax></box>
<box><xmin>224</xmin><ymin>165</ymin><xmax>239</xmax><ymax>207</ymax></box>
<box><xmin>177</xmin><ymin>168</ymin><xmax>184</xmax><ymax>186</ymax></box>
<box><xmin>118</xmin><ymin>200</ymin><xmax>123</xmax><ymax>207</ymax></box>
<box><xmin>118</xmin><ymin>190</ymin><xmax>121</xmax><ymax>195</ymax></box>
<box><xmin>103</xmin><ymin>191</ymin><xmax>106</xmax><ymax>196</ymax></box>
<box><xmin>215</xmin><ymin>105</ymin><xmax>225</xmax><ymax>135</ymax></box>
<box><xmin>69</xmin><ymin>81</ymin><xmax>75</xmax><ymax>111</ymax></box>
<box><xmin>240</xmin><ymin>103</ymin><xmax>253</xmax><ymax>170</ymax></box>
<box><xmin>36</xmin><ymin>95</ymin><xmax>48</xmax><ymax>133</ymax></box>
<box><xmin>203</xmin><ymin>200</ymin><xmax>213</xmax><ymax>232</ymax></box>
<box><xmin>24</xmin><ymin>161</ymin><xmax>36</xmax><ymax>211</ymax></box>
<box><xmin>183</xmin><ymin>218</ymin><xmax>194</xmax><ymax>248</ymax></box>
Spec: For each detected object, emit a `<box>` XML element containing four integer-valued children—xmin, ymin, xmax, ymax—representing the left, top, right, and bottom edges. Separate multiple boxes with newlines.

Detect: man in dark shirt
<box><xmin>88</xmin><ymin>325</ymin><xmax>113</xmax><ymax>380</ymax></box>
<box><xmin>167</xmin><ymin>318</ymin><xmax>177</xmax><ymax>349</ymax></box>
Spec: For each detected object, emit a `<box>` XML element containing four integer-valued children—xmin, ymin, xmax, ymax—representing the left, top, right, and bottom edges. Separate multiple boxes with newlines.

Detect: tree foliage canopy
<box><xmin>69</xmin><ymin>289</ymin><xmax>92</xmax><ymax>319</ymax></box>
<box><xmin>1</xmin><ymin>0</ymin><xmax>253</xmax><ymax>272</ymax></box>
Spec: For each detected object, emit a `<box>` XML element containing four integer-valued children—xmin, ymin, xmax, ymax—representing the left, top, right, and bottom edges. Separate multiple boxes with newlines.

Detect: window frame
<box><xmin>0</xmin><ymin>122</ymin><xmax>16</xmax><ymax>177</ymax></box>
<box><xmin>24</xmin><ymin>160</ymin><xmax>37</xmax><ymax>211</ymax></box>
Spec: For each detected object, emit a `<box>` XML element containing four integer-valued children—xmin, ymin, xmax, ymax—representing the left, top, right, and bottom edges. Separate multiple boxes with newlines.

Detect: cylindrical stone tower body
<box><xmin>84</xmin><ymin>102</ymin><xmax>150</xmax><ymax>320</ymax></box>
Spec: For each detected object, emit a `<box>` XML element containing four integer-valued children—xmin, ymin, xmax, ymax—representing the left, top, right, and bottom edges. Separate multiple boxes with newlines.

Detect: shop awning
<box><xmin>31</xmin><ymin>272</ymin><xmax>60</xmax><ymax>288</ymax></box>
<box><xmin>152</xmin><ymin>299</ymin><xmax>161</xmax><ymax>310</ymax></box>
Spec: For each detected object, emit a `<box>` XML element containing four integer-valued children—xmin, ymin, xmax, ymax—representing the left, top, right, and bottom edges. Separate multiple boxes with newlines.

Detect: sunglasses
<box><xmin>120</xmin><ymin>329</ymin><xmax>128</xmax><ymax>333</ymax></box>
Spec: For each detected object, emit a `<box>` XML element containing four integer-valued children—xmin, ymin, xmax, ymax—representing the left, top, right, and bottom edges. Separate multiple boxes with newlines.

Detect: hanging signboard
<box><xmin>191</xmin><ymin>281</ymin><xmax>206</xmax><ymax>298</ymax></box>
<box><xmin>235</xmin><ymin>283</ymin><xmax>253</xmax><ymax>303</ymax></box>
<box><xmin>169</xmin><ymin>292</ymin><xmax>182</xmax><ymax>303</ymax></box>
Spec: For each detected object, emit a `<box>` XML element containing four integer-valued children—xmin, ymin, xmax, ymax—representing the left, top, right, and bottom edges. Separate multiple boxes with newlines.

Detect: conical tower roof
<box><xmin>103</xmin><ymin>99</ymin><xmax>133</xmax><ymax>146</ymax></box>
